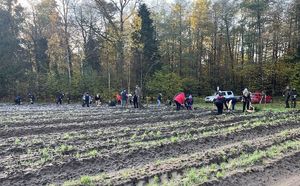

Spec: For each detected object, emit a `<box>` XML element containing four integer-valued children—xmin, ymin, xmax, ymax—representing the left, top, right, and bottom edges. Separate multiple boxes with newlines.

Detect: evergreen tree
<box><xmin>138</xmin><ymin>3</ymin><xmax>160</xmax><ymax>80</ymax></box>
<box><xmin>0</xmin><ymin>0</ymin><xmax>28</xmax><ymax>97</ymax></box>
<box><xmin>296</xmin><ymin>0</ymin><xmax>300</xmax><ymax>58</ymax></box>
<box><xmin>84</xmin><ymin>35</ymin><xmax>101</xmax><ymax>75</ymax></box>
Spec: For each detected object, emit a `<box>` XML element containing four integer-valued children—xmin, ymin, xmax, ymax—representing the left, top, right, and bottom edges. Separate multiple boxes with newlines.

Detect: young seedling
<box><xmin>87</xmin><ymin>150</ymin><xmax>98</xmax><ymax>158</ymax></box>
<box><xmin>170</xmin><ymin>136</ymin><xmax>178</xmax><ymax>143</ymax></box>
<box><xmin>80</xmin><ymin>175</ymin><xmax>92</xmax><ymax>186</ymax></box>
<box><xmin>216</xmin><ymin>171</ymin><xmax>224</xmax><ymax>178</ymax></box>
<box><xmin>56</xmin><ymin>144</ymin><xmax>73</xmax><ymax>155</ymax></box>
<box><xmin>156</xmin><ymin>131</ymin><xmax>161</xmax><ymax>137</ymax></box>
<box><xmin>63</xmin><ymin>133</ymin><xmax>72</xmax><ymax>140</ymax></box>
<box><xmin>131</xmin><ymin>133</ymin><xmax>137</xmax><ymax>140</ymax></box>
<box><xmin>14</xmin><ymin>138</ymin><xmax>21</xmax><ymax>145</ymax></box>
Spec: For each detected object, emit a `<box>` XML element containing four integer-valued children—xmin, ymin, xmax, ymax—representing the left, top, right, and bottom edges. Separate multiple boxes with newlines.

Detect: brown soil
<box><xmin>0</xmin><ymin>104</ymin><xmax>299</xmax><ymax>186</ymax></box>
<box><xmin>213</xmin><ymin>151</ymin><xmax>300</xmax><ymax>186</ymax></box>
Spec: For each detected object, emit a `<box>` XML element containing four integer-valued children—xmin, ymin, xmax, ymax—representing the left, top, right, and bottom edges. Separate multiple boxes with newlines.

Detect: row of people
<box><xmin>214</xmin><ymin>86</ymin><xmax>298</xmax><ymax>115</ymax></box>
<box><xmin>13</xmin><ymin>87</ymin><xmax>298</xmax><ymax>112</ymax></box>
<box><xmin>15</xmin><ymin>93</ymin><xmax>35</xmax><ymax>105</ymax></box>
<box><xmin>214</xmin><ymin>93</ymin><xmax>238</xmax><ymax>114</ymax></box>
<box><xmin>214</xmin><ymin>88</ymin><xmax>261</xmax><ymax>115</ymax></box>
<box><xmin>81</xmin><ymin>93</ymin><xmax>102</xmax><ymax>107</ymax></box>
<box><xmin>117</xmin><ymin>85</ymin><xmax>142</xmax><ymax>108</ymax></box>
<box><xmin>116</xmin><ymin>90</ymin><xmax>194</xmax><ymax>110</ymax></box>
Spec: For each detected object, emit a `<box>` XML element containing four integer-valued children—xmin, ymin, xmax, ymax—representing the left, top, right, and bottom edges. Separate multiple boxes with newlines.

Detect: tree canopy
<box><xmin>0</xmin><ymin>0</ymin><xmax>299</xmax><ymax>101</ymax></box>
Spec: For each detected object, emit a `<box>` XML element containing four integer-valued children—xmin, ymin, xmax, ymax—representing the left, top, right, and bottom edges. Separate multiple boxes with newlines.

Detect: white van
<box><xmin>204</xmin><ymin>91</ymin><xmax>235</xmax><ymax>102</ymax></box>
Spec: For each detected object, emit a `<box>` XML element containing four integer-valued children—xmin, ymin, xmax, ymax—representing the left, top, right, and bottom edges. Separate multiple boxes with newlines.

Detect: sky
<box><xmin>19</xmin><ymin>0</ymin><xmax>31</xmax><ymax>8</ymax></box>
<box><xmin>18</xmin><ymin>0</ymin><xmax>176</xmax><ymax>9</ymax></box>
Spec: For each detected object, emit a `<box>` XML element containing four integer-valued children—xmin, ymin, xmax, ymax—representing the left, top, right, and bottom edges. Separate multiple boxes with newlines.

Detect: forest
<box><xmin>0</xmin><ymin>0</ymin><xmax>299</xmax><ymax>101</ymax></box>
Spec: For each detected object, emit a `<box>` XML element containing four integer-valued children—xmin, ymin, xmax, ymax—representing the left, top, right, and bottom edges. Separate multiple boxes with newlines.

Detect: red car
<box><xmin>251</xmin><ymin>92</ymin><xmax>272</xmax><ymax>104</ymax></box>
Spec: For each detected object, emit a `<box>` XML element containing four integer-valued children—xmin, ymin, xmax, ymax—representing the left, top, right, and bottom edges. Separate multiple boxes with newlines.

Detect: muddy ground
<box><xmin>0</xmin><ymin>103</ymin><xmax>299</xmax><ymax>186</ymax></box>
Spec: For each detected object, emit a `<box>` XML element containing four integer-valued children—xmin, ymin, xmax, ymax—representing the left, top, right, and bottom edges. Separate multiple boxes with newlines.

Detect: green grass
<box><xmin>80</xmin><ymin>176</ymin><xmax>92</xmax><ymax>185</ymax></box>
<box><xmin>60</xmin><ymin>128</ymin><xmax>300</xmax><ymax>186</ymax></box>
<box><xmin>175</xmin><ymin>139</ymin><xmax>300</xmax><ymax>186</ymax></box>
<box><xmin>55</xmin><ymin>144</ymin><xmax>73</xmax><ymax>154</ymax></box>
<box><xmin>129</xmin><ymin>114</ymin><xmax>300</xmax><ymax>152</ymax></box>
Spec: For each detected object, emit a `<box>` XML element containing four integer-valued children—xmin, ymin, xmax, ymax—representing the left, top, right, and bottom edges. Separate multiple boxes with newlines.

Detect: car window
<box><xmin>227</xmin><ymin>92</ymin><xmax>232</xmax><ymax>95</ymax></box>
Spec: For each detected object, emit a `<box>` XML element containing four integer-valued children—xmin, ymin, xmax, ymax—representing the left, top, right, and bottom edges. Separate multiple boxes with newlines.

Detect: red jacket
<box><xmin>174</xmin><ymin>92</ymin><xmax>186</xmax><ymax>104</ymax></box>
<box><xmin>116</xmin><ymin>94</ymin><xmax>121</xmax><ymax>102</ymax></box>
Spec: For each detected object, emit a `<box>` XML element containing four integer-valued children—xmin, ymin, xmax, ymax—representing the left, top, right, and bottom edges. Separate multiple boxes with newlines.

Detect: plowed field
<box><xmin>0</xmin><ymin>104</ymin><xmax>299</xmax><ymax>186</ymax></box>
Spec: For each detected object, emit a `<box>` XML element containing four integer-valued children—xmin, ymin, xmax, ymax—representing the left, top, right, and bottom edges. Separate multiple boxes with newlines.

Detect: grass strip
<box><xmin>60</xmin><ymin>128</ymin><xmax>300</xmax><ymax>186</ymax></box>
<box><xmin>166</xmin><ymin>139</ymin><xmax>300</xmax><ymax>186</ymax></box>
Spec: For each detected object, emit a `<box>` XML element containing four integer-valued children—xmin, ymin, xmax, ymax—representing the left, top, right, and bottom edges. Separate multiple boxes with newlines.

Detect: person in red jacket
<box><xmin>116</xmin><ymin>93</ymin><xmax>122</xmax><ymax>105</ymax></box>
<box><xmin>174</xmin><ymin>92</ymin><xmax>186</xmax><ymax>111</ymax></box>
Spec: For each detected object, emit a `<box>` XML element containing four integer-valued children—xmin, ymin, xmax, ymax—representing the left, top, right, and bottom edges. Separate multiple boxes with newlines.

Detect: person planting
<box><xmin>226</xmin><ymin>97</ymin><xmax>237</xmax><ymax>111</ymax></box>
<box><xmin>283</xmin><ymin>86</ymin><xmax>291</xmax><ymax>108</ymax></box>
<box><xmin>174</xmin><ymin>92</ymin><xmax>186</xmax><ymax>111</ymax></box>
<box><xmin>290</xmin><ymin>88</ymin><xmax>297</xmax><ymax>108</ymax></box>
<box><xmin>214</xmin><ymin>92</ymin><xmax>225</xmax><ymax>114</ymax></box>
<box><xmin>185</xmin><ymin>94</ymin><xmax>193</xmax><ymax>110</ymax></box>
<box><xmin>242</xmin><ymin>88</ymin><xmax>251</xmax><ymax>112</ymax></box>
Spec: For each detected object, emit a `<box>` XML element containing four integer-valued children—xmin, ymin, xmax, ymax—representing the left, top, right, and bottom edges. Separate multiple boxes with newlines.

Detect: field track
<box><xmin>0</xmin><ymin>104</ymin><xmax>299</xmax><ymax>186</ymax></box>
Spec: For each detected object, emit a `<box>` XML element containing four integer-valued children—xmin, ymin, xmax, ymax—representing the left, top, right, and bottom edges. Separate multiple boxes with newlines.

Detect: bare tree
<box><xmin>94</xmin><ymin>0</ymin><xmax>139</xmax><ymax>88</ymax></box>
<box><xmin>57</xmin><ymin>0</ymin><xmax>73</xmax><ymax>91</ymax></box>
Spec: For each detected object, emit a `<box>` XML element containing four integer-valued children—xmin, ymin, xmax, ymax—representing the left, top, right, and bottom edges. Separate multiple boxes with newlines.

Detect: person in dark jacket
<box><xmin>56</xmin><ymin>92</ymin><xmax>64</xmax><ymax>105</ymax></box>
<box><xmin>108</xmin><ymin>100</ymin><xmax>116</xmax><ymax>107</ymax></box>
<box><xmin>290</xmin><ymin>88</ymin><xmax>297</xmax><ymax>108</ymax></box>
<box><xmin>133</xmin><ymin>93</ymin><xmax>138</xmax><ymax>108</ymax></box>
<box><xmin>242</xmin><ymin>88</ymin><xmax>251</xmax><ymax>112</ymax></box>
<box><xmin>214</xmin><ymin>92</ymin><xmax>225</xmax><ymax>114</ymax></box>
<box><xmin>66</xmin><ymin>93</ymin><xmax>71</xmax><ymax>104</ymax></box>
<box><xmin>185</xmin><ymin>94</ymin><xmax>193</xmax><ymax>110</ymax></box>
<box><xmin>121</xmin><ymin>89</ymin><xmax>127</xmax><ymax>108</ymax></box>
<box><xmin>82</xmin><ymin>92</ymin><xmax>91</xmax><ymax>107</ymax></box>
<box><xmin>157</xmin><ymin>93</ymin><xmax>162</xmax><ymax>108</ymax></box>
<box><xmin>283</xmin><ymin>86</ymin><xmax>291</xmax><ymax>108</ymax></box>
<box><xmin>28</xmin><ymin>93</ymin><xmax>35</xmax><ymax>104</ymax></box>
<box><xmin>15</xmin><ymin>96</ymin><xmax>22</xmax><ymax>105</ymax></box>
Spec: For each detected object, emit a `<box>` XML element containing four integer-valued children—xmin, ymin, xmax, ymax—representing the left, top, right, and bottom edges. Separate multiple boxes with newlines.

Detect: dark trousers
<box><xmin>175</xmin><ymin>101</ymin><xmax>181</xmax><ymax>111</ymax></box>
<box><xmin>82</xmin><ymin>101</ymin><xmax>90</xmax><ymax>107</ymax></box>
<box><xmin>285</xmin><ymin>97</ymin><xmax>290</xmax><ymax>108</ymax></box>
<box><xmin>56</xmin><ymin>99</ymin><xmax>62</xmax><ymax>105</ymax></box>
<box><xmin>291</xmin><ymin>99</ymin><xmax>296</xmax><ymax>108</ymax></box>
<box><xmin>133</xmin><ymin>97</ymin><xmax>138</xmax><ymax>108</ymax></box>
<box><xmin>186</xmin><ymin>104</ymin><xmax>192</xmax><ymax>110</ymax></box>
<box><xmin>243</xmin><ymin>101</ymin><xmax>250</xmax><ymax>112</ymax></box>
<box><xmin>215</xmin><ymin>102</ymin><xmax>223</xmax><ymax>114</ymax></box>
<box><xmin>232</xmin><ymin>103</ymin><xmax>236</xmax><ymax>110</ymax></box>
<box><xmin>224</xmin><ymin>102</ymin><xmax>228</xmax><ymax>110</ymax></box>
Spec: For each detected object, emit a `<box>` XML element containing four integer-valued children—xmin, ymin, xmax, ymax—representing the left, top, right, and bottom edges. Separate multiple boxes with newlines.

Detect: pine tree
<box><xmin>0</xmin><ymin>0</ymin><xmax>28</xmax><ymax>97</ymax></box>
<box><xmin>138</xmin><ymin>3</ymin><xmax>160</xmax><ymax>80</ymax></box>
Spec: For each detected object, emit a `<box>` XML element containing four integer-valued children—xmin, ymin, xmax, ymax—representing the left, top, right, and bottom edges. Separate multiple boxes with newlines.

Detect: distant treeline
<box><xmin>0</xmin><ymin>0</ymin><xmax>299</xmax><ymax>101</ymax></box>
